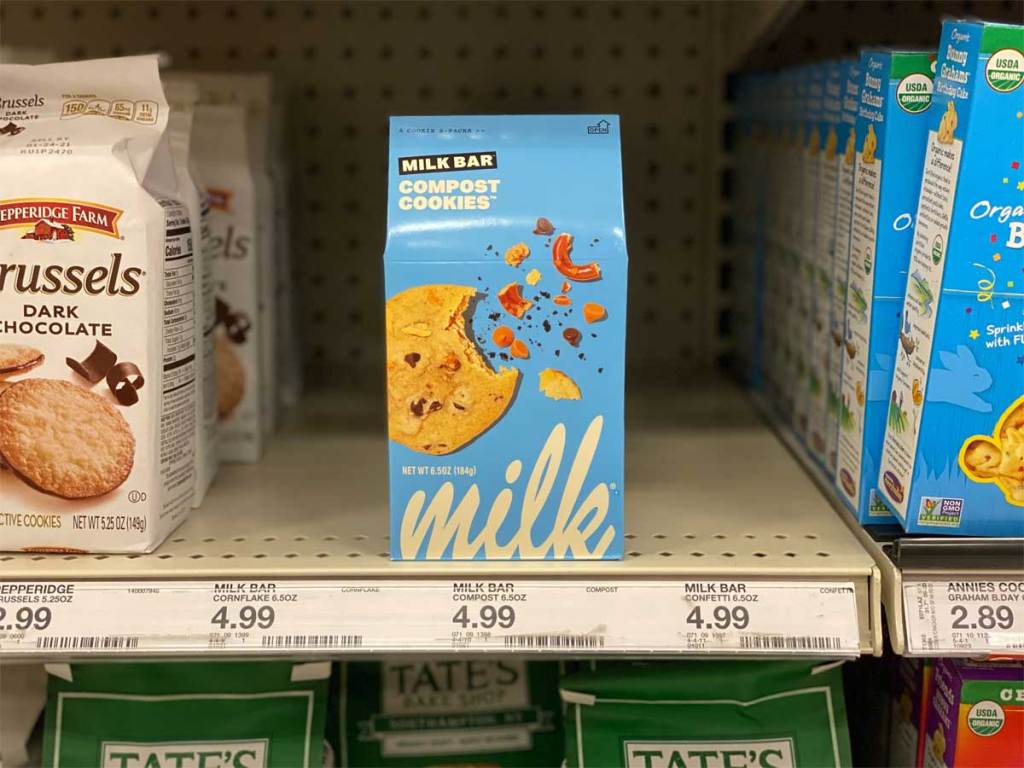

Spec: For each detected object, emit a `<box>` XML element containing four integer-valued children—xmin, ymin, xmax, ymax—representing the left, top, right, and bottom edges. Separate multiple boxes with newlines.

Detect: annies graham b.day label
<box><xmin>384</xmin><ymin>116</ymin><xmax>627</xmax><ymax>561</ymax></box>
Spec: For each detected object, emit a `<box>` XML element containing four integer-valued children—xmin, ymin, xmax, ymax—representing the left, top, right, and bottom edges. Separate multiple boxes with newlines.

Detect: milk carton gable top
<box><xmin>0</xmin><ymin>55</ymin><xmax>168</xmax><ymax>177</ymax></box>
<box><xmin>386</xmin><ymin>115</ymin><xmax>626</xmax><ymax>261</ymax></box>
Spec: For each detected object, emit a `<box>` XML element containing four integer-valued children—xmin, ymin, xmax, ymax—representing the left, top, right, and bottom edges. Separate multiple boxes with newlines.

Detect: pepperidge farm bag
<box><xmin>163</xmin><ymin>76</ymin><xmax>219</xmax><ymax>506</ymax></box>
<box><xmin>0</xmin><ymin>55</ymin><xmax>196</xmax><ymax>552</ymax></box>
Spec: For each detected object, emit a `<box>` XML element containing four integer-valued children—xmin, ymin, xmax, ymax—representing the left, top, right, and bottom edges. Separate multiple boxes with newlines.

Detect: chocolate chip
<box><xmin>410</xmin><ymin>397</ymin><xmax>427</xmax><ymax>417</ymax></box>
<box><xmin>540</xmin><ymin>291</ymin><xmax>551</xmax><ymax>299</ymax></box>
<box><xmin>453</xmin><ymin>402</ymin><xmax>466</xmax><ymax>411</ymax></box>
<box><xmin>598</xmin><ymin>367</ymin><xmax>604</xmax><ymax>373</ymax></box>
<box><xmin>563</xmin><ymin>327</ymin><xmax>582</xmax><ymax>347</ymax></box>
<box><xmin>555</xmin><ymin>349</ymin><xmax>561</xmax><ymax>357</ymax></box>
<box><xmin>429</xmin><ymin>400</ymin><xmax>443</xmax><ymax>412</ymax></box>
<box><xmin>543</xmin><ymin>320</ymin><xmax>551</xmax><ymax>332</ymax></box>
<box><xmin>404</xmin><ymin>352</ymin><xmax>421</xmax><ymax>367</ymax></box>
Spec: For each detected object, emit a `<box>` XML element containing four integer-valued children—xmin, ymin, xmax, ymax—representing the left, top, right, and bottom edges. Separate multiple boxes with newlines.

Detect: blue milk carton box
<box><xmin>878</xmin><ymin>21</ymin><xmax>1024</xmax><ymax>536</ymax></box>
<box><xmin>807</xmin><ymin>61</ymin><xmax>845</xmax><ymax>472</ymax></box>
<box><xmin>384</xmin><ymin>116</ymin><xmax>627</xmax><ymax>560</ymax></box>
<box><xmin>794</xmin><ymin>65</ymin><xmax>824</xmax><ymax>445</ymax></box>
<box><xmin>827</xmin><ymin>60</ymin><xmax>861</xmax><ymax>475</ymax></box>
<box><xmin>835</xmin><ymin>50</ymin><xmax>934</xmax><ymax>523</ymax></box>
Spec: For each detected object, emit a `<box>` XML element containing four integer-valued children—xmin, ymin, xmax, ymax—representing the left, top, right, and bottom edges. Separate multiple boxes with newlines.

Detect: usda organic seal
<box><xmin>986</xmin><ymin>49</ymin><xmax>1024</xmax><ymax>92</ymax></box>
<box><xmin>897</xmin><ymin>73</ymin><xmax>933</xmax><ymax>113</ymax></box>
<box><xmin>967</xmin><ymin>700</ymin><xmax>1005</xmax><ymax>737</ymax></box>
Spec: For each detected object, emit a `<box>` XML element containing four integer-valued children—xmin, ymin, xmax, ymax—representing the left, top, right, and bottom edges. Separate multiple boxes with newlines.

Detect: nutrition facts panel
<box><xmin>160</xmin><ymin>200</ymin><xmax>196</xmax><ymax>507</ymax></box>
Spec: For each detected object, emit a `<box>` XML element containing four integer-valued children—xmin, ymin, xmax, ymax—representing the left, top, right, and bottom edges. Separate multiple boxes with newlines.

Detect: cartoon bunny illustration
<box><xmin>928</xmin><ymin>345</ymin><xmax>993</xmax><ymax>412</ymax></box>
<box><xmin>862</xmin><ymin>123</ymin><xmax>878</xmax><ymax>164</ymax></box>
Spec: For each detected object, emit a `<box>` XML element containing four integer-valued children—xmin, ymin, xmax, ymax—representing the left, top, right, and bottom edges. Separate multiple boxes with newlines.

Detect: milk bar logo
<box><xmin>624</xmin><ymin>739</ymin><xmax>795</xmax><ymax>768</ymax></box>
<box><xmin>398</xmin><ymin>151</ymin><xmax>497</xmax><ymax>175</ymax></box>
<box><xmin>0</xmin><ymin>199</ymin><xmax>123</xmax><ymax>240</ymax></box>
<box><xmin>587</xmin><ymin>119</ymin><xmax>612</xmax><ymax>134</ymax></box>
<box><xmin>101</xmin><ymin>739</ymin><xmax>268</xmax><ymax>768</ymax></box>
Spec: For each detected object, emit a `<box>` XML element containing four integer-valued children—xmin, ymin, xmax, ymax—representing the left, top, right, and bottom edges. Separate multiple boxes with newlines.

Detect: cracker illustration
<box><xmin>960</xmin><ymin>396</ymin><xmax>1024</xmax><ymax>505</ymax></box>
<box><xmin>215</xmin><ymin>334</ymin><xmax>245</xmax><ymax>420</ymax></box>
<box><xmin>539</xmin><ymin>369</ymin><xmax>582</xmax><ymax>400</ymax></box>
<box><xmin>0</xmin><ymin>343</ymin><xmax>43</xmax><ymax>378</ymax></box>
<box><xmin>386</xmin><ymin>284</ymin><xmax>519</xmax><ymax>455</ymax></box>
<box><xmin>0</xmin><ymin>379</ymin><xmax>134</xmax><ymax>499</ymax></box>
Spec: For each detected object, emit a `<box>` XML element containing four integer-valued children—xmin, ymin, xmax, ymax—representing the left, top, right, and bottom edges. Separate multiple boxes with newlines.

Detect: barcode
<box><xmin>503</xmin><ymin>634</ymin><xmax>605</xmax><ymax>649</ymax></box>
<box><xmin>260</xmin><ymin>634</ymin><xmax>362</xmax><ymax>649</ymax></box>
<box><xmin>740</xmin><ymin>635</ymin><xmax>843</xmax><ymax>651</ymax></box>
<box><xmin>36</xmin><ymin>636</ymin><xmax>139</xmax><ymax>650</ymax></box>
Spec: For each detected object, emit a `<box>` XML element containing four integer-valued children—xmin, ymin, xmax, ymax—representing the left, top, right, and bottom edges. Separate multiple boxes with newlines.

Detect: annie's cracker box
<box><xmin>806</xmin><ymin>61</ymin><xmax>844</xmax><ymax>470</ymax></box>
<box><xmin>334</xmin><ymin>660</ymin><xmax>563</xmax><ymax>766</ymax></box>
<box><xmin>827</xmin><ymin>60</ymin><xmax>861</xmax><ymax>475</ymax></box>
<box><xmin>0</xmin><ymin>56</ymin><xmax>196</xmax><ymax>553</ymax></box>
<box><xmin>889</xmin><ymin>657</ymin><xmax>934</xmax><ymax>768</ymax></box>
<box><xmin>561</xmin><ymin>660</ymin><xmax>853</xmax><ymax>768</ymax></box>
<box><xmin>922</xmin><ymin>659</ymin><xmax>1023</xmax><ymax>768</ymax></box>
<box><xmin>878</xmin><ymin>20</ymin><xmax>1024</xmax><ymax>536</ymax></box>
<box><xmin>793</xmin><ymin>65</ymin><xmax>823</xmax><ymax>446</ymax></box>
<box><xmin>384</xmin><ymin>116</ymin><xmax>626</xmax><ymax>560</ymax></box>
<box><xmin>835</xmin><ymin>49</ymin><xmax>934</xmax><ymax>524</ymax></box>
<box><xmin>42</xmin><ymin>661</ymin><xmax>330</xmax><ymax>768</ymax></box>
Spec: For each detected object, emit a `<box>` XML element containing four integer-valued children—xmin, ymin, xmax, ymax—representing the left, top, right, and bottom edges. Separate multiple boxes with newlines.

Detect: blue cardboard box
<box><xmin>384</xmin><ymin>116</ymin><xmax>627</xmax><ymax>559</ymax></box>
<box><xmin>794</xmin><ymin>65</ymin><xmax>824</xmax><ymax>446</ymax></box>
<box><xmin>878</xmin><ymin>21</ymin><xmax>1024</xmax><ymax>536</ymax></box>
<box><xmin>826</xmin><ymin>60</ymin><xmax>861</xmax><ymax>476</ymax></box>
<box><xmin>835</xmin><ymin>50</ymin><xmax>935</xmax><ymax>524</ymax></box>
<box><xmin>806</xmin><ymin>60</ymin><xmax>845</xmax><ymax>473</ymax></box>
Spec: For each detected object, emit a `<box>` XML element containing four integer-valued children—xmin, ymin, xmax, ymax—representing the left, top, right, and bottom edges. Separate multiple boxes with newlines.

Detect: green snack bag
<box><xmin>42</xmin><ymin>660</ymin><xmax>329</xmax><ymax>768</ymax></box>
<box><xmin>561</xmin><ymin>660</ymin><xmax>852</xmax><ymax>768</ymax></box>
<box><xmin>338</xmin><ymin>659</ymin><xmax>563</xmax><ymax>767</ymax></box>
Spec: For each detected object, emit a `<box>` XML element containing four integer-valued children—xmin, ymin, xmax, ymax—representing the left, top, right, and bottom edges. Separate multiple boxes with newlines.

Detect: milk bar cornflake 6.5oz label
<box><xmin>384</xmin><ymin>116</ymin><xmax>627</xmax><ymax>560</ymax></box>
<box><xmin>0</xmin><ymin>56</ymin><xmax>195</xmax><ymax>552</ymax></box>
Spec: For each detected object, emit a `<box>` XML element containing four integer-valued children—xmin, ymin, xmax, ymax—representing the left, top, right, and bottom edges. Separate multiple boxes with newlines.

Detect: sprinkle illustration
<box><xmin>969</xmin><ymin>329</ymin><xmax>980</xmax><ymax>340</ymax></box>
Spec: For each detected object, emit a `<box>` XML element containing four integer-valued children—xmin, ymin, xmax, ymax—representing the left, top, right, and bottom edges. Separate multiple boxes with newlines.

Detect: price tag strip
<box><xmin>0</xmin><ymin>579</ymin><xmax>860</xmax><ymax>657</ymax></box>
<box><xmin>903</xmin><ymin>578</ymin><xmax>1024</xmax><ymax>656</ymax></box>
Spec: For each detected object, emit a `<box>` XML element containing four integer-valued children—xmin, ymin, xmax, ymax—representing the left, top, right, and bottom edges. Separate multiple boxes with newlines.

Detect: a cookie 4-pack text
<box><xmin>384</xmin><ymin>116</ymin><xmax>627</xmax><ymax>560</ymax></box>
<box><xmin>737</xmin><ymin>18</ymin><xmax>1023</xmax><ymax>537</ymax></box>
<box><xmin>0</xmin><ymin>56</ymin><xmax>296</xmax><ymax>552</ymax></box>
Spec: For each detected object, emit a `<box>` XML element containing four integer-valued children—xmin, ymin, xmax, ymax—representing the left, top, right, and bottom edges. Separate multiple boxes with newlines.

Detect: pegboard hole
<box><xmin>690</xmin><ymin>551</ymin><xmax>705</xmax><ymax>558</ymax></box>
<box><xmin>721</xmin><ymin>552</ymin><xmax>736</xmax><ymax>558</ymax></box>
<box><xmin>658</xmin><ymin>551</ymin><xmax>673</xmax><ymax>558</ymax></box>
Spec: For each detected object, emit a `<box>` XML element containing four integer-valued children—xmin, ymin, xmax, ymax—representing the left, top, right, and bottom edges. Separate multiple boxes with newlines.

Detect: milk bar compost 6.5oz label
<box><xmin>0</xmin><ymin>55</ymin><xmax>194</xmax><ymax>553</ymax></box>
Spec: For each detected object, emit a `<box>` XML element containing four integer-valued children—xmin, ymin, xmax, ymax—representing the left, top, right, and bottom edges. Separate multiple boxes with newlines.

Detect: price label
<box><xmin>903</xmin><ymin>579</ymin><xmax>1024</xmax><ymax>656</ymax></box>
<box><xmin>0</xmin><ymin>579</ymin><xmax>861</xmax><ymax>656</ymax></box>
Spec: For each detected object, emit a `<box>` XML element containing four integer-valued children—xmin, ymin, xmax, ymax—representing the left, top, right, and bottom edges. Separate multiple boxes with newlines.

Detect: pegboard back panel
<box><xmin>0</xmin><ymin>0</ymin><xmax>727</xmax><ymax>392</ymax></box>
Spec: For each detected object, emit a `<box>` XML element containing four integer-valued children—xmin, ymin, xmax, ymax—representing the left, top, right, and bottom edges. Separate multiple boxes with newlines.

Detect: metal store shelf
<box><xmin>0</xmin><ymin>385</ymin><xmax>881</xmax><ymax>657</ymax></box>
<box><xmin>761</xmin><ymin>399</ymin><xmax>1024</xmax><ymax>657</ymax></box>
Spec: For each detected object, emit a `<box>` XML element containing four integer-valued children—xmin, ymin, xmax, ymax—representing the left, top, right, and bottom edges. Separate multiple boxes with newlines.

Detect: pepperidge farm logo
<box><xmin>624</xmin><ymin>739</ymin><xmax>795</xmax><ymax>768</ymax></box>
<box><xmin>0</xmin><ymin>199</ymin><xmax>123</xmax><ymax>240</ymax></box>
<box><xmin>101</xmin><ymin>740</ymin><xmax>268</xmax><ymax>768</ymax></box>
